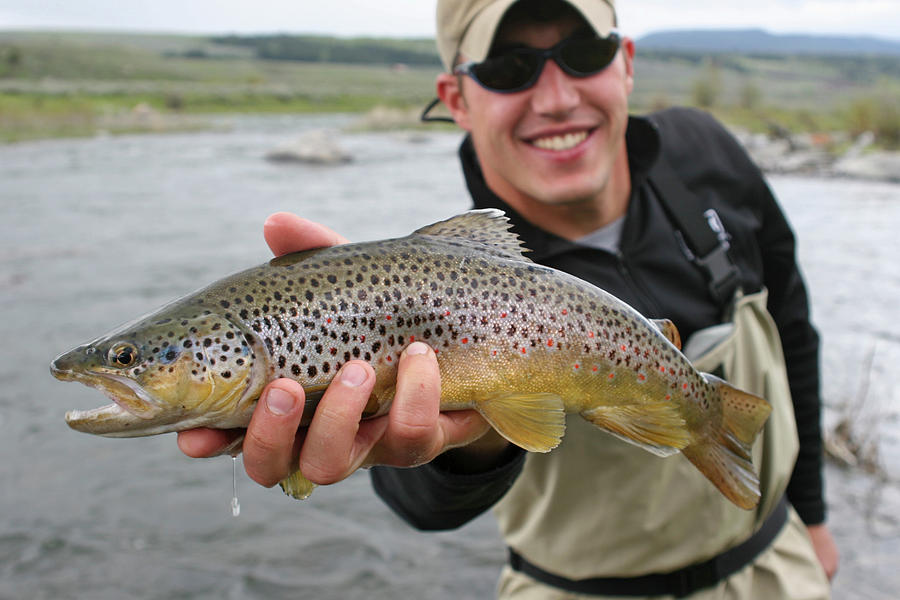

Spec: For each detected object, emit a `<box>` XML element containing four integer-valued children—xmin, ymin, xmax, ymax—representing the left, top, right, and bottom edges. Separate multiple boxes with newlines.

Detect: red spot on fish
<box><xmin>660</xmin><ymin>366</ymin><xmax>667</xmax><ymax>373</ymax></box>
<box><xmin>638</xmin><ymin>373</ymin><xmax>646</xmax><ymax>381</ymax></box>
<box><xmin>608</xmin><ymin>373</ymin><xmax>615</xmax><ymax>379</ymax></box>
<box><xmin>500</xmin><ymin>312</ymin><xmax>507</xmax><ymax>318</ymax></box>
<box><xmin>326</xmin><ymin>318</ymin><xmax>332</xmax><ymax>324</ymax></box>
<box><xmin>665</xmin><ymin>394</ymin><xmax>672</xmax><ymax>401</ymax></box>
<box><xmin>492</xmin><ymin>350</ymin><xmax>497</xmax><ymax>356</ymax></box>
<box><xmin>547</xmin><ymin>339</ymin><xmax>554</xmax><ymax>347</ymax></box>
<box><xmin>521</xmin><ymin>348</ymin><xmax>527</xmax><ymax>354</ymax></box>
<box><xmin>588</xmin><ymin>331</ymin><xmax>594</xmax><ymax>338</ymax></box>
<box><xmin>360</xmin><ymin>335</ymin><xmax>366</xmax><ymax>342</ymax></box>
<box><xmin>574</xmin><ymin>363</ymin><xmax>579</xmax><ymax>369</ymax></box>
<box><xmin>592</xmin><ymin>366</ymin><xmax>598</xmax><ymax>372</ymax></box>
<box><xmin>683</xmin><ymin>383</ymin><xmax>689</xmax><ymax>390</ymax></box>
<box><xmin>409</xmin><ymin>335</ymin><xmax>415</xmax><ymax>342</ymax></box>
<box><xmin>444</xmin><ymin>310</ymin><xmax>451</xmax><ymax>316</ymax></box>
<box><xmin>620</xmin><ymin>345</ymin><xmax>627</xmax><ymax>352</ymax></box>
<box><xmin>561</xmin><ymin>309</ymin><xmax>568</xmax><ymax>315</ymax></box>
<box><xmin>461</xmin><ymin>338</ymin><xmax>468</xmax><ymax>344</ymax></box>
<box><xmin>386</xmin><ymin>356</ymin><xmax>392</xmax><ymax>362</ymax></box>
<box><xmin>386</xmin><ymin>315</ymin><xmax>392</xmax><ymax>320</ymax></box>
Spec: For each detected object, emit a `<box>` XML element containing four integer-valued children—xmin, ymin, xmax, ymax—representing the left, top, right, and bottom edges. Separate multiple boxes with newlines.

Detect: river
<box><xmin>1</xmin><ymin>115</ymin><xmax>898</xmax><ymax>599</ymax></box>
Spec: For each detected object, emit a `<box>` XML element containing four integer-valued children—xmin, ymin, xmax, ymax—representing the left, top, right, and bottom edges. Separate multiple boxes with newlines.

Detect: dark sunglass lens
<box><xmin>560</xmin><ymin>38</ymin><xmax>618</xmax><ymax>75</ymax></box>
<box><xmin>472</xmin><ymin>52</ymin><xmax>541</xmax><ymax>91</ymax></box>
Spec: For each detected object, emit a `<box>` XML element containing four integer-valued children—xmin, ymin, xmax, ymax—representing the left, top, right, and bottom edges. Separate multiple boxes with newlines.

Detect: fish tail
<box><xmin>682</xmin><ymin>374</ymin><xmax>772</xmax><ymax>510</ymax></box>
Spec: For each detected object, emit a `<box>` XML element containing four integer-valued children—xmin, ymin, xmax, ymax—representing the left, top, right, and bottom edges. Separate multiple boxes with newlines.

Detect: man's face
<box><xmin>440</xmin><ymin>13</ymin><xmax>635</xmax><ymax>216</ymax></box>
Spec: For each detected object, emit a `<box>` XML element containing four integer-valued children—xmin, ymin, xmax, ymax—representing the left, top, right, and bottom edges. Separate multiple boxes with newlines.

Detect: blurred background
<box><xmin>1</xmin><ymin>1</ymin><xmax>898</xmax><ymax>598</ymax></box>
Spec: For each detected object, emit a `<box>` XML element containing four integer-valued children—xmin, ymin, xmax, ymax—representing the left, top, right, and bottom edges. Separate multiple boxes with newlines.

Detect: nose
<box><xmin>529</xmin><ymin>59</ymin><xmax>580</xmax><ymax>118</ymax></box>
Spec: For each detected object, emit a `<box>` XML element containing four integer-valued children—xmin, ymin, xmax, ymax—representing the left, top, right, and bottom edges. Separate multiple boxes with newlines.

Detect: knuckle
<box><xmin>298</xmin><ymin>455</ymin><xmax>344</xmax><ymax>485</ymax></box>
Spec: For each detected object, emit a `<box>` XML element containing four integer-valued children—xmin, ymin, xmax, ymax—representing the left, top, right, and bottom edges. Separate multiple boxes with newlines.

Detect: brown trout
<box><xmin>51</xmin><ymin>210</ymin><xmax>771</xmax><ymax>508</ymax></box>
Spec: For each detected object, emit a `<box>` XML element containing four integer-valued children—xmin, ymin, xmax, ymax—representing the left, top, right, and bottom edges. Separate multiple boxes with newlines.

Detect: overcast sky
<box><xmin>1</xmin><ymin>0</ymin><xmax>898</xmax><ymax>41</ymax></box>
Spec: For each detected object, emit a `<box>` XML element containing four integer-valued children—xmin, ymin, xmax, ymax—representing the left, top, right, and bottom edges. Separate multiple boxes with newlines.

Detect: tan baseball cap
<box><xmin>435</xmin><ymin>0</ymin><xmax>617</xmax><ymax>71</ymax></box>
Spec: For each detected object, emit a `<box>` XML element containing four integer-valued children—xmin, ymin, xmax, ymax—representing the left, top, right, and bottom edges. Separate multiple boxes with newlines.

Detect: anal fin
<box><xmin>476</xmin><ymin>392</ymin><xmax>566</xmax><ymax>453</ymax></box>
<box><xmin>581</xmin><ymin>402</ymin><xmax>691</xmax><ymax>456</ymax></box>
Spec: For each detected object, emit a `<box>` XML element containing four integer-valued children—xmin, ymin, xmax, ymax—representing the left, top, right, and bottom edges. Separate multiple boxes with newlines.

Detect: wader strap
<box><xmin>508</xmin><ymin>496</ymin><xmax>789</xmax><ymax>598</ymax></box>
<box><xmin>647</xmin><ymin>157</ymin><xmax>741</xmax><ymax>306</ymax></box>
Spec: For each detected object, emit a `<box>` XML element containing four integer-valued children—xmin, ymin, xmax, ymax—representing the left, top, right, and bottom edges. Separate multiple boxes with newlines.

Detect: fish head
<box><xmin>51</xmin><ymin>308</ymin><xmax>269</xmax><ymax>437</ymax></box>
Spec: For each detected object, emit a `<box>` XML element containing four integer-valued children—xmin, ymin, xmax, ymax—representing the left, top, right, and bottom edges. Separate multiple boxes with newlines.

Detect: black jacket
<box><xmin>371</xmin><ymin>107</ymin><xmax>825</xmax><ymax>529</ymax></box>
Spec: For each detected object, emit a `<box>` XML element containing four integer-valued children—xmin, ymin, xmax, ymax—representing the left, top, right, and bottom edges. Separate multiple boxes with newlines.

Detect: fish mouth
<box><xmin>51</xmin><ymin>362</ymin><xmax>165</xmax><ymax>437</ymax></box>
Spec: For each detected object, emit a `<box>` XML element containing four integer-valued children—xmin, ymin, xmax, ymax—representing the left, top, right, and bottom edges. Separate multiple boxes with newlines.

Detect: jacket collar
<box><xmin>460</xmin><ymin>115</ymin><xmax>661</xmax><ymax>261</ymax></box>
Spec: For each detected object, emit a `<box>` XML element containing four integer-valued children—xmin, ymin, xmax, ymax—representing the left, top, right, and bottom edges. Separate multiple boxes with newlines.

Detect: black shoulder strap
<box><xmin>647</xmin><ymin>154</ymin><xmax>742</xmax><ymax>306</ymax></box>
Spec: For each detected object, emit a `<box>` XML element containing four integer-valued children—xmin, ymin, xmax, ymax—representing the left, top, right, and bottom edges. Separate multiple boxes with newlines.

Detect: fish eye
<box><xmin>108</xmin><ymin>344</ymin><xmax>138</xmax><ymax>368</ymax></box>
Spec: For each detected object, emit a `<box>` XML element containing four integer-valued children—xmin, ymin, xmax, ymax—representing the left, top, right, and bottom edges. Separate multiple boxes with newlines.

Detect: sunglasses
<box><xmin>454</xmin><ymin>32</ymin><xmax>621</xmax><ymax>94</ymax></box>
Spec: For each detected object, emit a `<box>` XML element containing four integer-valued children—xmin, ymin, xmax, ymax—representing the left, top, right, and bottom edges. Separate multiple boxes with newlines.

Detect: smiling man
<box><xmin>178</xmin><ymin>0</ymin><xmax>837</xmax><ymax>597</ymax></box>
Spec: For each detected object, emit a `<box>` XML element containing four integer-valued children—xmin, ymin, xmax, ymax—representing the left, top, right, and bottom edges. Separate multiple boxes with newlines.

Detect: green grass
<box><xmin>1</xmin><ymin>30</ymin><xmax>898</xmax><ymax>145</ymax></box>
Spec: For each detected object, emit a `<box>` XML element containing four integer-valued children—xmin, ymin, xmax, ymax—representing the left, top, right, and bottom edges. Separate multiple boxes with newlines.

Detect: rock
<box><xmin>265</xmin><ymin>129</ymin><xmax>352</xmax><ymax>164</ymax></box>
<box><xmin>832</xmin><ymin>151</ymin><xmax>900</xmax><ymax>182</ymax></box>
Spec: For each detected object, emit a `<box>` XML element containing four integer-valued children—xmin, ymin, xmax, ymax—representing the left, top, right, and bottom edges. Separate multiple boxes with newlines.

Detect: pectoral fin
<box><xmin>581</xmin><ymin>402</ymin><xmax>691</xmax><ymax>457</ymax></box>
<box><xmin>279</xmin><ymin>469</ymin><xmax>317</xmax><ymax>500</ymax></box>
<box><xmin>476</xmin><ymin>392</ymin><xmax>566</xmax><ymax>453</ymax></box>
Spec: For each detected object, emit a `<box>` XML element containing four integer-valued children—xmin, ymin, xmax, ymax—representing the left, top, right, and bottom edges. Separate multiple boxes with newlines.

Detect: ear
<box><xmin>621</xmin><ymin>37</ymin><xmax>635</xmax><ymax>95</ymax></box>
<box><xmin>436</xmin><ymin>73</ymin><xmax>472</xmax><ymax>131</ymax></box>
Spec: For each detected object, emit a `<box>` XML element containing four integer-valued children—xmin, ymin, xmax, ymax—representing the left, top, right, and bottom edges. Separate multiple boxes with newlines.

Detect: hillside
<box><xmin>637</xmin><ymin>28</ymin><xmax>900</xmax><ymax>56</ymax></box>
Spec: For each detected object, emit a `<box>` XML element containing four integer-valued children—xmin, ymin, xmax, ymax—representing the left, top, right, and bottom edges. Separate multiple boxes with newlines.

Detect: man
<box><xmin>179</xmin><ymin>0</ymin><xmax>838</xmax><ymax>597</ymax></box>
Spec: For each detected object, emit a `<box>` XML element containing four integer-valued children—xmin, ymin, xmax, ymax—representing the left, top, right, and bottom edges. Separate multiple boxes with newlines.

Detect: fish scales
<box><xmin>51</xmin><ymin>210</ymin><xmax>771</xmax><ymax>509</ymax></box>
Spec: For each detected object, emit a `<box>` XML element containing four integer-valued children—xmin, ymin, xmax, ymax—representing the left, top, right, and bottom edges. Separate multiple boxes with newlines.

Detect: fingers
<box><xmin>263</xmin><ymin>212</ymin><xmax>350</xmax><ymax>257</ymax></box>
<box><xmin>380</xmin><ymin>341</ymin><xmax>444</xmax><ymax>466</ymax></box>
<box><xmin>241</xmin><ymin>378</ymin><xmax>307</xmax><ymax>488</ymax></box>
<box><xmin>364</xmin><ymin>342</ymin><xmax>490</xmax><ymax>468</ymax></box>
<box><xmin>177</xmin><ymin>428</ymin><xmax>243</xmax><ymax>458</ymax></box>
<box><xmin>299</xmin><ymin>361</ymin><xmax>378</xmax><ymax>484</ymax></box>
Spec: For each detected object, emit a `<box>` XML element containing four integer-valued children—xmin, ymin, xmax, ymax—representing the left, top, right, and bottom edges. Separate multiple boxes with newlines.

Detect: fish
<box><xmin>50</xmin><ymin>210</ymin><xmax>771</xmax><ymax>509</ymax></box>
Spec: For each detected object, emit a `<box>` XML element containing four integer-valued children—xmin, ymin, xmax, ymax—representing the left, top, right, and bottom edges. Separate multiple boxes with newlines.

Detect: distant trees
<box><xmin>210</xmin><ymin>35</ymin><xmax>441</xmax><ymax>67</ymax></box>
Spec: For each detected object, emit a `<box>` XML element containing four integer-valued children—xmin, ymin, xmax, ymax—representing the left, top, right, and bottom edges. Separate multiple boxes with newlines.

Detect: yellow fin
<box><xmin>651</xmin><ymin>318</ymin><xmax>682</xmax><ymax>350</ymax></box>
<box><xmin>707</xmin><ymin>373</ymin><xmax>772</xmax><ymax>446</ymax></box>
<box><xmin>581</xmin><ymin>402</ymin><xmax>691</xmax><ymax>456</ymax></box>
<box><xmin>476</xmin><ymin>392</ymin><xmax>566</xmax><ymax>453</ymax></box>
<box><xmin>679</xmin><ymin>375</ymin><xmax>772</xmax><ymax>509</ymax></box>
<box><xmin>279</xmin><ymin>469</ymin><xmax>317</xmax><ymax>500</ymax></box>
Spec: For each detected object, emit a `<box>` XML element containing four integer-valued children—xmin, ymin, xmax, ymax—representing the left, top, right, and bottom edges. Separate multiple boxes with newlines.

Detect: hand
<box><xmin>177</xmin><ymin>212</ymin><xmax>496</xmax><ymax>489</ymax></box>
<box><xmin>806</xmin><ymin>523</ymin><xmax>839</xmax><ymax>581</ymax></box>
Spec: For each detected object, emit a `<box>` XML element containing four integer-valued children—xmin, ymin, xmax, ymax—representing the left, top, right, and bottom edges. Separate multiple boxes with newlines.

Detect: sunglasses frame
<box><xmin>454</xmin><ymin>31</ymin><xmax>621</xmax><ymax>94</ymax></box>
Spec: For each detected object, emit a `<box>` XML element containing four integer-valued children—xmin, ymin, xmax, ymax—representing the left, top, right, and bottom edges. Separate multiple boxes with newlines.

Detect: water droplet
<box><xmin>231</xmin><ymin>456</ymin><xmax>241</xmax><ymax>517</ymax></box>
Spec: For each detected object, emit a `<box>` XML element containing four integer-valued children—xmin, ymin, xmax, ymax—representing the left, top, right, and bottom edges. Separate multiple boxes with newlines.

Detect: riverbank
<box><xmin>2</xmin><ymin>94</ymin><xmax>898</xmax><ymax>182</ymax></box>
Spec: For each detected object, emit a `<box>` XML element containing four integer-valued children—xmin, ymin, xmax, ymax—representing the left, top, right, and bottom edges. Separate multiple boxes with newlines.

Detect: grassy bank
<box><xmin>1</xmin><ymin>30</ymin><xmax>898</xmax><ymax>146</ymax></box>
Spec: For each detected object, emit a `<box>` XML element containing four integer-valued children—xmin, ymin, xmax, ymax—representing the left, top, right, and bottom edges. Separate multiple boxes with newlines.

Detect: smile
<box><xmin>530</xmin><ymin>130</ymin><xmax>589</xmax><ymax>151</ymax></box>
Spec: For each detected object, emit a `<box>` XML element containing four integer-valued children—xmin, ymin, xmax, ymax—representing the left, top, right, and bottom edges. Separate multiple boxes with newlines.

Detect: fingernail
<box><xmin>265</xmin><ymin>387</ymin><xmax>295</xmax><ymax>416</ymax></box>
<box><xmin>340</xmin><ymin>362</ymin><xmax>368</xmax><ymax>387</ymax></box>
<box><xmin>406</xmin><ymin>341</ymin><xmax>429</xmax><ymax>356</ymax></box>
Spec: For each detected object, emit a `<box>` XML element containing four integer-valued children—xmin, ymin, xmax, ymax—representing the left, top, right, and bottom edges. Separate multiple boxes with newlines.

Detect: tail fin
<box><xmin>682</xmin><ymin>374</ymin><xmax>772</xmax><ymax>510</ymax></box>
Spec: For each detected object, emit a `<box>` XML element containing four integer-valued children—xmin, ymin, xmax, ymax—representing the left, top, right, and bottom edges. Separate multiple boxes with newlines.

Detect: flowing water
<box><xmin>1</xmin><ymin>115</ymin><xmax>898</xmax><ymax>599</ymax></box>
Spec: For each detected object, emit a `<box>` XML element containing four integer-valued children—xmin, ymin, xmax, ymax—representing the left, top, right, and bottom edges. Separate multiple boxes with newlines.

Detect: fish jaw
<box><xmin>51</xmin><ymin>354</ymin><xmax>172</xmax><ymax>436</ymax></box>
<box><xmin>52</xmin><ymin>361</ymin><xmax>257</xmax><ymax>437</ymax></box>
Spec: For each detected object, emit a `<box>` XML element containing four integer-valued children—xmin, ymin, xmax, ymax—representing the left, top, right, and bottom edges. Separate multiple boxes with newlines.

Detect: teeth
<box><xmin>532</xmin><ymin>131</ymin><xmax>588</xmax><ymax>151</ymax></box>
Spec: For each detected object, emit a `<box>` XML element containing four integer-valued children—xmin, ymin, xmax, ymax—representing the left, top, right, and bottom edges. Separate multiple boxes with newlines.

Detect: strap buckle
<box><xmin>696</xmin><ymin>243</ymin><xmax>742</xmax><ymax>304</ymax></box>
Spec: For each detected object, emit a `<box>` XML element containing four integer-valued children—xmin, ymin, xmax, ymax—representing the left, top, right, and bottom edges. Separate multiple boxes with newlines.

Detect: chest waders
<box><xmin>496</xmin><ymin>157</ymin><xmax>800</xmax><ymax>597</ymax></box>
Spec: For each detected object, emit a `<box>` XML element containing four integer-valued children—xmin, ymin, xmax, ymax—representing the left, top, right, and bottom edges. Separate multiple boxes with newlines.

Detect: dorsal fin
<box><xmin>412</xmin><ymin>209</ymin><xmax>531</xmax><ymax>261</ymax></box>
